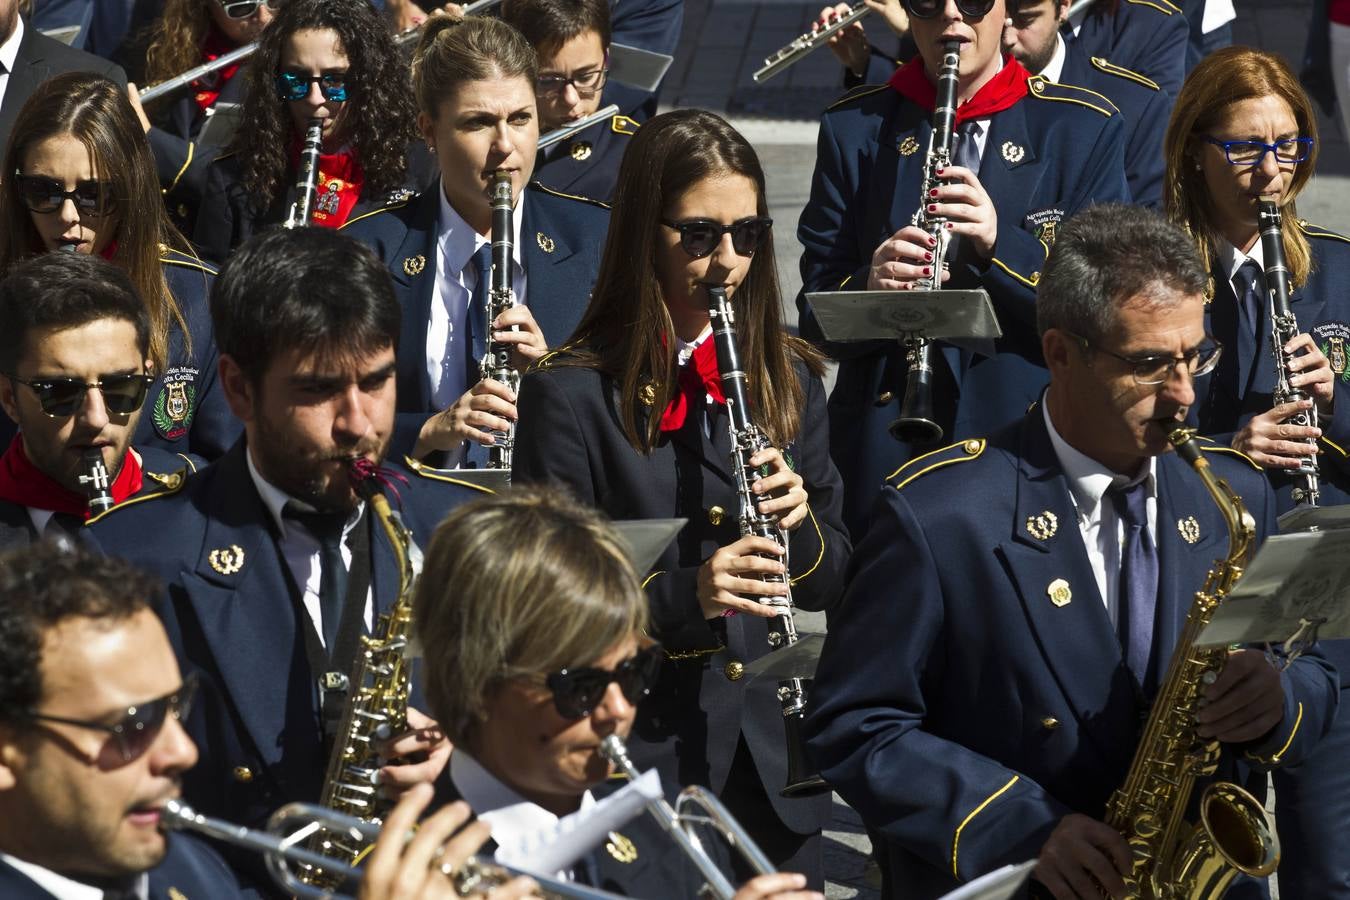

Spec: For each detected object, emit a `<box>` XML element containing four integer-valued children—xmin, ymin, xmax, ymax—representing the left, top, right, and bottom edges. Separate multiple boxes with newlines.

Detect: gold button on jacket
<box><xmin>724</xmin><ymin>660</ymin><xmax>745</xmax><ymax>681</ymax></box>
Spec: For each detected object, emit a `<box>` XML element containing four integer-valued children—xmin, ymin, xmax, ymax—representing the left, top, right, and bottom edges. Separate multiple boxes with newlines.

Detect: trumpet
<box><xmin>599</xmin><ymin>734</ymin><xmax>776</xmax><ymax>900</ymax></box>
<box><xmin>160</xmin><ymin>798</ymin><xmax>627</xmax><ymax>900</ymax></box>
<box><xmin>753</xmin><ymin>4</ymin><xmax>871</xmax><ymax>83</ymax></box>
<box><xmin>284</xmin><ymin>118</ymin><xmax>324</xmax><ymax>229</ymax></box>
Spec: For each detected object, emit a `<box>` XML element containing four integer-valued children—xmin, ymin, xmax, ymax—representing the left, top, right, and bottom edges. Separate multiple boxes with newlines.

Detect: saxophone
<box><xmin>1103</xmin><ymin>428</ymin><xmax>1279</xmax><ymax>899</ymax></box>
<box><xmin>480</xmin><ymin>170</ymin><xmax>519</xmax><ymax>474</ymax></box>
<box><xmin>707</xmin><ymin>285</ymin><xmax>826</xmax><ymax>798</ymax></box>
<box><xmin>284</xmin><ymin>118</ymin><xmax>324</xmax><ymax>229</ymax></box>
<box><xmin>298</xmin><ymin>462</ymin><xmax>422</xmax><ymax>889</ymax></box>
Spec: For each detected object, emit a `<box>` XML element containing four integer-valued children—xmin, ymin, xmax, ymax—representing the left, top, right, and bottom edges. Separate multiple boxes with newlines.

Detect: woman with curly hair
<box><xmin>0</xmin><ymin>72</ymin><xmax>237</xmax><ymax>461</ymax></box>
<box><xmin>193</xmin><ymin>0</ymin><xmax>422</xmax><ymax>264</ymax></box>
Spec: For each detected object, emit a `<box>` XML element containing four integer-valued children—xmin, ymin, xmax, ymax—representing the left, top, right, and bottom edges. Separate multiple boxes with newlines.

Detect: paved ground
<box><xmin>656</xmin><ymin>2</ymin><xmax>1344</xmax><ymax>896</ymax></box>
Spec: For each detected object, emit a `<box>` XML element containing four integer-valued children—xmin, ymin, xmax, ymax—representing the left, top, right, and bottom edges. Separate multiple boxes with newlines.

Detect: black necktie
<box><xmin>952</xmin><ymin>120</ymin><xmax>982</xmax><ymax>175</ymax></box>
<box><xmin>283</xmin><ymin>505</ymin><xmax>349</xmax><ymax>651</ymax></box>
<box><xmin>1109</xmin><ymin>480</ymin><xmax>1158</xmax><ymax>692</ymax></box>
<box><xmin>1233</xmin><ymin>259</ymin><xmax>1264</xmax><ymax>337</ymax></box>
<box><xmin>467</xmin><ymin>241</ymin><xmax>494</xmax><ymax>377</ymax></box>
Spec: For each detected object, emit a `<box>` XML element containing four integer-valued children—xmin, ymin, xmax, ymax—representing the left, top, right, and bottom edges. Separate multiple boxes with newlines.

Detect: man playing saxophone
<box><xmin>804</xmin><ymin>205</ymin><xmax>1339</xmax><ymax>900</ymax></box>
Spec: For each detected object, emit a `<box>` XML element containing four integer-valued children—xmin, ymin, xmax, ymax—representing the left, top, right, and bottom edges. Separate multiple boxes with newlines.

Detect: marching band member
<box><xmin>193</xmin><ymin>0</ymin><xmax>424</xmax><ymax>264</ymax></box>
<box><xmin>342</xmin><ymin>15</ymin><xmax>610</xmax><ymax>462</ymax></box>
<box><xmin>86</xmin><ymin>227</ymin><xmax>481</xmax><ymax>893</ymax></box>
<box><xmin>804</xmin><ymin>204</ymin><xmax>1337</xmax><ymax>899</ymax></box>
<box><xmin>0</xmin><ymin>253</ymin><xmax>197</xmax><ymax>548</ymax></box>
<box><xmin>415</xmin><ymin>485</ymin><xmax>819</xmax><ymax>900</ymax></box>
<box><xmin>1059</xmin><ymin>0</ymin><xmax>1188</xmax><ymax>97</ymax></box>
<box><xmin>503</xmin><ymin>0</ymin><xmax>646</xmax><ymax>202</ymax></box>
<box><xmin>0</xmin><ymin>72</ymin><xmax>238</xmax><ymax>460</ymax></box>
<box><xmin>513</xmin><ymin>108</ymin><xmax>850</xmax><ymax>887</ymax></box>
<box><xmin>1165</xmin><ymin>45</ymin><xmax>1350</xmax><ymax>898</ymax></box>
<box><xmin>797</xmin><ymin>0</ymin><xmax>1129</xmax><ymax>538</ymax></box>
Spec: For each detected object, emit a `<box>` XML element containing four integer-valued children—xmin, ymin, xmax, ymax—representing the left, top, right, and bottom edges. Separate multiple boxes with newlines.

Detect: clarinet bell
<box><xmin>888</xmin><ymin>359</ymin><xmax>943</xmax><ymax>445</ymax></box>
<box><xmin>780</xmin><ymin>710</ymin><xmax>829</xmax><ymax>798</ymax></box>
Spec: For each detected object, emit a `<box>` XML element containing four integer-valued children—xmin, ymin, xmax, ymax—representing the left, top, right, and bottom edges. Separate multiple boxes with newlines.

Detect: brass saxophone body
<box><xmin>1103</xmin><ymin>428</ymin><xmax>1279</xmax><ymax>898</ymax></box>
<box><xmin>299</xmin><ymin>469</ymin><xmax>421</xmax><ymax>889</ymax></box>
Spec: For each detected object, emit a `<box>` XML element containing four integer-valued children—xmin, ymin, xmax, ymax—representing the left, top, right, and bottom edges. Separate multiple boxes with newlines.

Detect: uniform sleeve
<box><xmin>1135</xmin><ymin>8</ymin><xmax>1187</xmax><ymax>98</ymax></box>
<box><xmin>1316</xmin><ymin>379</ymin><xmax>1350</xmax><ymax>480</ymax></box>
<box><xmin>784</xmin><ymin>371</ymin><xmax>851</xmax><ymax>611</ymax></box>
<box><xmin>1122</xmin><ymin>90</ymin><xmax>1169</xmax><ymax>208</ymax></box>
<box><xmin>804</xmin><ymin>488</ymin><xmax>1070</xmax><ymax>880</ymax></box>
<box><xmin>192</xmin><ymin>162</ymin><xmax>237</xmax><ymax>267</ymax></box>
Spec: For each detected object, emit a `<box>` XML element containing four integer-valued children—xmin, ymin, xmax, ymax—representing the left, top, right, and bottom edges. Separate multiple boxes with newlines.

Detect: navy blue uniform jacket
<box><xmin>796</xmin><ymin>77</ymin><xmax>1129</xmax><ymax>536</ymax></box>
<box><xmin>803</xmin><ymin>412</ymin><xmax>1339</xmax><ymax>897</ymax></box>
<box><xmin>534</xmin><ymin>82</ymin><xmax>646</xmax><ymax>203</ymax></box>
<box><xmin>513</xmin><ymin>353</ymin><xmax>850</xmax><ymax>832</ymax></box>
<box><xmin>341</xmin><ymin>180</ymin><xmax>612</xmax><ymax>458</ymax></box>
<box><xmin>0</xmin><ymin>833</ymin><xmax>241</xmax><ymax>899</ymax></box>
<box><xmin>1063</xmin><ymin>0</ymin><xmax>1188</xmax><ymax>97</ymax></box>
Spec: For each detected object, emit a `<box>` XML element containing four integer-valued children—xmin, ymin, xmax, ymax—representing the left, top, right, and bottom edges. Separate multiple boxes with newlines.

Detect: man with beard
<box><xmin>0</xmin><ymin>253</ymin><xmax>197</xmax><ymax>548</ymax></box>
<box><xmin>88</xmin><ymin>227</ymin><xmax>487</xmax><ymax>892</ymax></box>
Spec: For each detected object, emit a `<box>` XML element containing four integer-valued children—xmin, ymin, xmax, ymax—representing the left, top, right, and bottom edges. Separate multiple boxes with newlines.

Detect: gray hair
<box><xmin>1037</xmin><ymin>204</ymin><xmax>1209</xmax><ymax>343</ymax></box>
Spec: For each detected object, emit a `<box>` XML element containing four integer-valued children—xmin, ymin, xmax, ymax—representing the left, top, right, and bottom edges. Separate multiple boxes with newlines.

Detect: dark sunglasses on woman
<box><xmin>661</xmin><ymin>216</ymin><xmax>773</xmax><ymax>259</ymax></box>
<box><xmin>25</xmin><ymin>674</ymin><xmax>199</xmax><ymax>763</ymax></box>
<box><xmin>902</xmin><ymin>0</ymin><xmax>997</xmax><ymax>18</ymax></box>
<box><xmin>275</xmin><ymin>71</ymin><xmax>350</xmax><ymax>102</ymax></box>
<box><xmin>7</xmin><ymin>373</ymin><xmax>155</xmax><ymax>418</ymax></box>
<box><xmin>218</xmin><ymin>0</ymin><xmax>279</xmax><ymax>19</ymax></box>
<box><xmin>546</xmin><ymin>645</ymin><xmax>664</xmax><ymax>720</ymax></box>
<box><xmin>12</xmin><ymin>173</ymin><xmax>117</xmax><ymax>218</ymax></box>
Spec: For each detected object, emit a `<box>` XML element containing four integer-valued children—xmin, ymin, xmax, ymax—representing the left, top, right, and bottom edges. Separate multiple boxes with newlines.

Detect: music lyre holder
<box><xmin>743</xmin><ymin>632</ymin><xmax>825</xmax><ymax>682</ymax></box>
<box><xmin>1199</xmin><ymin>506</ymin><xmax>1350</xmax><ymax>663</ymax></box>
<box><xmin>803</xmin><ymin>288</ymin><xmax>1002</xmax><ymax>345</ymax></box>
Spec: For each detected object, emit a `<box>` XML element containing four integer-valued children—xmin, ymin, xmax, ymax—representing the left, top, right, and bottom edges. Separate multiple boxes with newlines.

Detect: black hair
<box><xmin>0</xmin><ymin>541</ymin><xmax>159</xmax><ymax>722</ymax></box>
<box><xmin>0</xmin><ymin>252</ymin><xmax>151</xmax><ymax>372</ymax></box>
<box><xmin>210</xmin><ymin>227</ymin><xmax>401</xmax><ymax>381</ymax></box>
<box><xmin>501</xmin><ymin>0</ymin><xmax>611</xmax><ymax>55</ymax></box>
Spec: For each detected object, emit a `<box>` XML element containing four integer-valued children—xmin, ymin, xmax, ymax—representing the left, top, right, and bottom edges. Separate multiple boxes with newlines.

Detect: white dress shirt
<box><xmin>427</xmin><ymin>185</ymin><xmax>528</xmax><ymax>410</ymax></box>
<box><xmin>1218</xmin><ymin>236</ymin><xmax>1267</xmax><ymax>293</ymax></box>
<box><xmin>1044</xmin><ymin>403</ymin><xmax>1158</xmax><ymax>625</ymax></box>
<box><xmin>0</xmin><ymin>853</ymin><xmax>147</xmax><ymax>900</ymax></box>
<box><xmin>246</xmin><ymin>450</ymin><xmax>372</xmax><ymax>644</ymax></box>
<box><xmin>1040</xmin><ymin>33</ymin><xmax>1068</xmax><ymax>83</ymax></box>
<box><xmin>0</xmin><ymin>17</ymin><xmax>24</xmax><ymax>113</ymax></box>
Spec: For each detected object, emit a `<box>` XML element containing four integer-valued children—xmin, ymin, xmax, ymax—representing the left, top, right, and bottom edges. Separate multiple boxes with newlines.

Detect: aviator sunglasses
<box><xmin>275</xmin><ymin>71</ymin><xmax>350</xmax><ymax>102</ymax></box>
<box><xmin>7</xmin><ymin>373</ymin><xmax>155</xmax><ymax>418</ymax></box>
<box><xmin>12</xmin><ymin>173</ymin><xmax>117</xmax><ymax>218</ymax></box>
<box><xmin>25</xmin><ymin>674</ymin><xmax>199</xmax><ymax>763</ymax></box>
<box><xmin>218</xmin><ymin>0</ymin><xmax>279</xmax><ymax>19</ymax></box>
<box><xmin>902</xmin><ymin>0</ymin><xmax>997</xmax><ymax>18</ymax></box>
<box><xmin>545</xmin><ymin>645</ymin><xmax>664</xmax><ymax>720</ymax></box>
<box><xmin>661</xmin><ymin>216</ymin><xmax>773</xmax><ymax>259</ymax></box>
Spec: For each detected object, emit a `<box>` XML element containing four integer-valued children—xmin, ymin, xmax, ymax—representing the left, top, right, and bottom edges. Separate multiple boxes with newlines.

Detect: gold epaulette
<box><xmin>340</xmin><ymin>192</ymin><xmax>416</xmax><ymax>230</ymax></box>
<box><xmin>611</xmin><ymin>114</ymin><xmax>640</xmax><ymax>136</ymax></box>
<box><xmin>159</xmin><ymin>246</ymin><xmax>217</xmax><ymax>275</ymax></box>
<box><xmin>826</xmin><ymin>83</ymin><xmax>889</xmax><ymax>112</ymax></box>
<box><xmin>1192</xmin><ymin>436</ymin><xmax>1262</xmax><ymax>471</ymax></box>
<box><xmin>530</xmin><ymin>342</ymin><xmax>581</xmax><ymax>372</ymax></box>
<box><xmin>886</xmin><ymin>438</ymin><xmax>986</xmax><ymax>490</ymax></box>
<box><xmin>1089</xmin><ymin>56</ymin><xmax>1160</xmax><ymax>91</ymax></box>
<box><xmin>529</xmin><ymin>181</ymin><xmax>611</xmax><ymax>210</ymax></box>
<box><xmin>1296</xmin><ymin>220</ymin><xmax>1350</xmax><ymax>244</ymax></box>
<box><xmin>1125</xmin><ymin>0</ymin><xmax>1181</xmax><ymax>14</ymax></box>
<box><xmin>1028</xmin><ymin>76</ymin><xmax>1118</xmax><ymax>117</ymax></box>
<box><xmin>402</xmin><ymin>457</ymin><xmax>497</xmax><ymax>493</ymax></box>
<box><xmin>86</xmin><ymin>466</ymin><xmax>190</xmax><ymax>525</ymax></box>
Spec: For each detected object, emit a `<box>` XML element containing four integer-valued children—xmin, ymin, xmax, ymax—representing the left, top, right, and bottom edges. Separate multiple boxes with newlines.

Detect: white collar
<box><xmin>0</xmin><ymin>16</ymin><xmax>24</xmax><ymax>75</ymax></box>
<box><xmin>1066</xmin><ymin>3</ymin><xmax>1087</xmax><ymax>36</ymax></box>
<box><xmin>436</xmin><ymin>179</ymin><xmax>527</xmax><ymax>279</ymax></box>
<box><xmin>1039</xmin><ymin>33</ymin><xmax>1068</xmax><ymax>83</ymax></box>
<box><xmin>674</xmin><ymin>323</ymin><xmax>713</xmax><ymax>367</ymax></box>
<box><xmin>449</xmin><ymin>750</ymin><xmax>596</xmax><ymax>872</ymax></box>
<box><xmin>0</xmin><ymin>852</ymin><xmax>146</xmax><ymax>900</ymax></box>
<box><xmin>1218</xmin><ymin>236</ymin><xmax>1267</xmax><ymax>285</ymax></box>
<box><xmin>244</xmin><ymin>447</ymin><xmax>362</xmax><ymax>539</ymax></box>
<box><xmin>1043</xmin><ymin>402</ymin><xmax>1155</xmax><ymax>522</ymax></box>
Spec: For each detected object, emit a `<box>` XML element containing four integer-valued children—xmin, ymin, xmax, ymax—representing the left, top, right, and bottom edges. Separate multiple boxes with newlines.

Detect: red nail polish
<box><xmin>945</xmin><ymin>222</ymin><xmax>954</xmax><ymax>230</ymax></box>
<box><xmin>929</xmin><ymin>189</ymin><xmax>938</xmax><ymax>198</ymax></box>
<box><xmin>928</xmin><ymin>236</ymin><xmax>937</xmax><ymax>246</ymax></box>
<box><xmin>936</xmin><ymin>166</ymin><xmax>945</xmax><ymax>174</ymax></box>
<box><xmin>924</xmin><ymin>251</ymin><xmax>933</xmax><ymax>261</ymax></box>
<box><xmin>923</xmin><ymin>266</ymin><xmax>932</xmax><ymax>276</ymax></box>
<box><xmin>928</xmin><ymin>204</ymin><xmax>937</xmax><ymax>213</ymax></box>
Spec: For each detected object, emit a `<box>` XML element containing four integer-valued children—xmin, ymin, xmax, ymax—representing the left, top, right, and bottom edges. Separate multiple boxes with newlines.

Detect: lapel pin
<box><xmin>898</xmin><ymin>136</ymin><xmax>920</xmax><ymax>156</ymax></box>
<box><xmin>208</xmin><ymin>544</ymin><xmax>245</xmax><ymax>576</ymax></box>
<box><xmin>1001</xmin><ymin>141</ymin><xmax>1026</xmax><ymax>164</ymax></box>
<box><xmin>1177</xmin><ymin>516</ymin><xmax>1201</xmax><ymax>544</ymax></box>
<box><xmin>606</xmin><ymin>831</ymin><xmax>638</xmax><ymax>863</ymax></box>
<box><xmin>402</xmin><ymin>255</ymin><xmax>425</xmax><ymax>276</ymax></box>
<box><xmin>1047</xmin><ymin>578</ymin><xmax>1072</xmax><ymax>607</ymax></box>
<box><xmin>1026</xmin><ymin>510</ymin><xmax>1058</xmax><ymax>541</ymax></box>
<box><xmin>570</xmin><ymin>141</ymin><xmax>593</xmax><ymax>161</ymax></box>
<box><xmin>638</xmin><ymin>381</ymin><xmax>657</xmax><ymax>407</ymax></box>
<box><xmin>536</xmin><ymin>232</ymin><xmax>556</xmax><ymax>253</ymax></box>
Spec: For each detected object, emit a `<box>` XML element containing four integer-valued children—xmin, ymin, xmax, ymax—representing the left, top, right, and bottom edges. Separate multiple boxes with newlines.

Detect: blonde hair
<box><xmin>413</xmin><ymin>486</ymin><xmax>648</xmax><ymax>745</ymax></box>
<box><xmin>412</xmin><ymin>15</ymin><xmax>538</xmax><ymax>118</ymax></box>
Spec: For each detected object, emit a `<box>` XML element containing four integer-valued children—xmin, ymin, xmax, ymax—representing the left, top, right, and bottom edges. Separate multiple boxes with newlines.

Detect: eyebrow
<box><xmin>288</xmin><ymin>361</ymin><xmax>397</xmax><ymax>389</ymax></box>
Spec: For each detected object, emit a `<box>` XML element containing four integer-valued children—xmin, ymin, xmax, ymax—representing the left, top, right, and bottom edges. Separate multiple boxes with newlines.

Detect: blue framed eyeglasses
<box><xmin>1202</xmin><ymin>136</ymin><xmax>1314</xmax><ymax>166</ymax></box>
<box><xmin>274</xmin><ymin>71</ymin><xmax>349</xmax><ymax>102</ymax></box>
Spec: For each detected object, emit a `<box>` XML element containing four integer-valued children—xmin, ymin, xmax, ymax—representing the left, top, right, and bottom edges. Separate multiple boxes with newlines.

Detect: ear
<box><xmin>1041</xmin><ymin>327</ymin><xmax>1076</xmax><ymax>375</ymax></box>
<box><xmin>0</xmin><ymin>376</ymin><xmax>20</xmax><ymax>428</ymax></box>
<box><xmin>416</xmin><ymin>110</ymin><xmax>435</xmax><ymax>147</ymax></box>
<box><xmin>217</xmin><ymin>355</ymin><xmax>257</xmax><ymax>425</ymax></box>
<box><xmin>0</xmin><ymin>727</ymin><xmax>25</xmax><ymax>791</ymax></box>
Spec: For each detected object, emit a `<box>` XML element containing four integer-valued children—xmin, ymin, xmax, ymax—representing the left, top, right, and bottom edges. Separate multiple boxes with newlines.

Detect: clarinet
<box><xmin>77</xmin><ymin>448</ymin><xmax>114</xmax><ymax>515</ymax></box>
<box><xmin>707</xmin><ymin>285</ymin><xmax>827</xmax><ymax>798</ymax></box>
<box><xmin>1257</xmin><ymin>200</ymin><xmax>1320</xmax><ymax>506</ymax></box>
<box><xmin>480</xmin><ymin>171</ymin><xmax>519</xmax><ymax>473</ymax></box>
<box><xmin>887</xmin><ymin>40</ymin><xmax>961</xmax><ymax>445</ymax></box>
<box><xmin>284</xmin><ymin>118</ymin><xmax>324</xmax><ymax>229</ymax></box>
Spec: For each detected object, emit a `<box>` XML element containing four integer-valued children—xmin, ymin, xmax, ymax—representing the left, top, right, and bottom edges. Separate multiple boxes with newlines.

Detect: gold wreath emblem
<box><xmin>1047</xmin><ymin>578</ymin><xmax>1072</xmax><ymax>608</ymax></box>
<box><xmin>605</xmin><ymin>831</ymin><xmax>638</xmax><ymax>863</ymax></box>
<box><xmin>402</xmin><ymin>255</ymin><xmax>426</xmax><ymax>276</ymax></box>
<box><xmin>208</xmin><ymin>544</ymin><xmax>245</xmax><ymax>576</ymax></box>
<box><xmin>570</xmin><ymin>141</ymin><xmax>593</xmax><ymax>161</ymax></box>
<box><xmin>897</xmin><ymin>136</ymin><xmax>920</xmax><ymax>156</ymax></box>
<box><xmin>1001</xmin><ymin>141</ymin><xmax>1026</xmax><ymax>164</ymax></box>
<box><xmin>1177</xmin><ymin>516</ymin><xmax>1201</xmax><ymax>544</ymax></box>
<box><xmin>1026</xmin><ymin>510</ymin><xmax>1058</xmax><ymax>541</ymax></box>
<box><xmin>536</xmin><ymin>232</ymin><xmax>556</xmax><ymax>253</ymax></box>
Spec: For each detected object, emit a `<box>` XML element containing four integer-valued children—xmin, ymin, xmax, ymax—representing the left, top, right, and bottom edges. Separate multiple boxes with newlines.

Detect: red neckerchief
<box><xmin>660</xmin><ymin>337</ymin><xmax>727</xmax><ymax>432</ymax></box>
<box><xmin>193</xmin><ymin>26</ymin><xmax>242</xmax><ymax>112</ymax></box>
<box><xmin>888</xmin><ymin>54</ymin><xmax>1031</xmax><ymax>124</ymax></box>
<box><xmin>99</xmin><ymin>239</ymin><xmax>119</xmax><ymax>261</ymax></box>
<box><xmin>0</xmin><ymin>437</ymin><xmax>142</xmax><ymax>519</ymax></box>
<box><xmin>289</xmin><ymin>138</ymin><xmax>366</xmax><ymax>228</ymax></box>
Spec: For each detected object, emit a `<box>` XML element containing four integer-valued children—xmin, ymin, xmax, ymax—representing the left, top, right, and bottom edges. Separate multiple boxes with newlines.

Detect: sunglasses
<box><xmin>218</xmin><ymin>0</ymin><xmax>279</xmax><ymax>19</ymax></box>
<box><xmin>545</xmin><ymin>646</ymin><xmax>663</xmax><ymax>720</ymax></box>
<box><xmin>275</xmin><ymin>71</ymin><xmax>350</xmax><ymax>102</ymax></box>
<box><xmin>661</xmin><ymin>216</ymin><xmax>773</xmax><ymax>259</ymax></box>
<box><xmin>26</xmin><ymin>675</ymin><xmax>198</xmax><ymax>763</ymax></box>
<box><xmin>12</xmin><ymin>173</ymin><xmax>117</xmax><ymax>218</ymax></box>
<box><xmin>902</xmin><ymin>0</ymin><xmax>997</xmax><ymax>18</ymax></box>
<box><xmin>8</xmin><ymin>373</ymin><xmax>154</xmax><ymax>417</ymax></box>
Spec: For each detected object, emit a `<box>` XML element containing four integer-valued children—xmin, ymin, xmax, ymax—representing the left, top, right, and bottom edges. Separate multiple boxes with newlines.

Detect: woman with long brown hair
<box><xmin>0</xmin><ymin>72</ymin><xmax>237</xmax><ymax>460</ymax></box>
<box><xmin>1164</xmin><ymin>45</ymin><xmax>1350</xmax><ymax>897</ymax></box>
<box><xmin>512</xmin><ymin>108</ymin><xmax>850</xmax><ymax>890</ymax></box>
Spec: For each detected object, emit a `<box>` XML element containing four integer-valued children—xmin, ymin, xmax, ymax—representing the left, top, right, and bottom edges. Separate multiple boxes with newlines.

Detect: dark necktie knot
<box><xmin>283</xmin><ymin>505</ymin><xmax>348</xmax><ymax>547</ymax></box>
<box><xmin>1108</xmin><ymin>478</ymin><xmax>1150</xmax><ymax>529</ymax></box>
<box><xmin>1233</xmin><ymin>259</ymin><xmax>1264</xmax><ymax>333</ymax></box>
<box><xmin>471</xmin><ymin>241</ymin><xmax>493</xmax><ymax>279</ymax></box>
